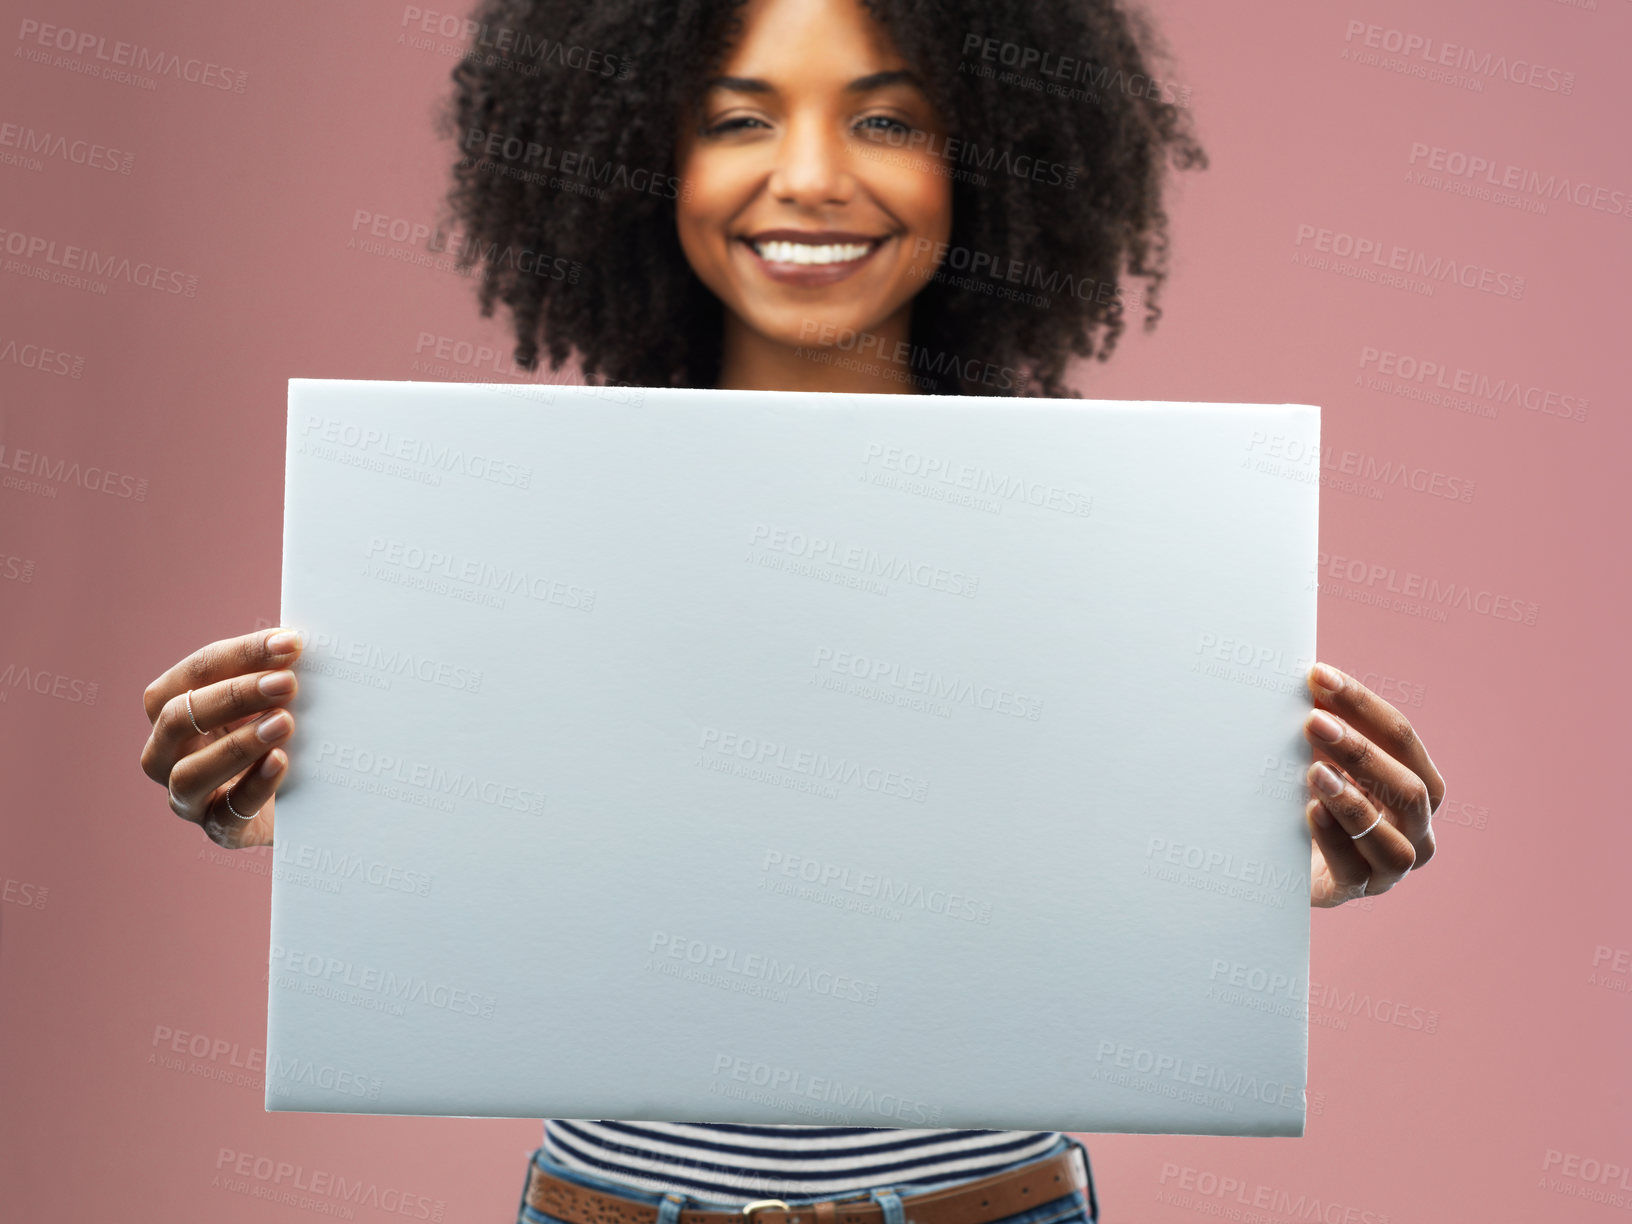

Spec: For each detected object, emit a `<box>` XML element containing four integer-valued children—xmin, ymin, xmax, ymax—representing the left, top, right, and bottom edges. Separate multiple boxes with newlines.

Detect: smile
<box><xmin>738</xmin><ymin>232</ymin><xmax>889</xmax><ymax>286</ymax></box>
<box><xmin>751</xmin><ymin>239</ymin><xmax>874</xmax><ymax>264</ymax></box>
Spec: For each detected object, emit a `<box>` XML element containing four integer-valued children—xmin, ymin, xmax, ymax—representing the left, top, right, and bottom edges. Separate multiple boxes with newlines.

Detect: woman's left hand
<box><xmin>1302</xmin><ymin>662</ymin><xmax>1446</xmax><ymax>908</ymax></box>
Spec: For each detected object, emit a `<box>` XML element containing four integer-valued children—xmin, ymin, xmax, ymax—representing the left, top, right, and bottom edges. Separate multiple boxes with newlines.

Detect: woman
<box><xmin>139</xmin><ymin>1</ymin><xmax>1447</xmax><ymax>1220</ymax></box>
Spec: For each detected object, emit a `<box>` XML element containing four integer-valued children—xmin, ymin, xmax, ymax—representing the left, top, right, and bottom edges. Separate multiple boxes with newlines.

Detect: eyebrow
<box><xmin>703</xmin><ymin>69</ymin><xmax>924</xmax><ymax>95</ymax></box>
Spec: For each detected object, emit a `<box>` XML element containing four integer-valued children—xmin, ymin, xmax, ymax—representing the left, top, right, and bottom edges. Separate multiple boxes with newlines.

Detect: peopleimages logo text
<box><xmin>1295</xmin><ymin>224</ymin><xmax>1523</xmax><ymax>297</ymax></box>
<box><xmin>650</xmin><ymin>932</ymin><xmax>880</xmax><ymax>1005</ymax></box>
<box><xmin>711</xmin><ymin>1052</ymin><xmax>943</xmax><ymax>1124</ymax></box>
<box><xmin>14</xmin><ymin>19</ymin><xmax>249</xmax><ymax>91</ymax></box>
<box><xmin>749</xmin><ymin>523</ymin><xmax>979</xmax><ymax>598</ymax></box>
<box><xmin>1342</xmin><ymin>20</ymin><xmax>1574</xmax><ymax>94</ymax></box>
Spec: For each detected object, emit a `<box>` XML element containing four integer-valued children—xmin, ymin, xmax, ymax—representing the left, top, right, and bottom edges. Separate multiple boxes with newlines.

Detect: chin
<box><xmin>758</xmin><ymin>300</ymin><xmax>902</xmax><ymax>349</ymax></box>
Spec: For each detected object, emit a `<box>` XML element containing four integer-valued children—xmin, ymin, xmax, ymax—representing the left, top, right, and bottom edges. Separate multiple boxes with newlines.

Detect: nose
<box><xmin>766</xmin><ymin>114</ymin><xmax>854</xmax><ymax>208</ymax></box>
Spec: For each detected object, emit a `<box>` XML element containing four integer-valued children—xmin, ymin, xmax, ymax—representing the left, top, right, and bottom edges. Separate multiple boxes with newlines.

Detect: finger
<box><xmin>143</xmin><ymin>626</ymin><xmax>303</xmax><ymax>726</ymax></box>
<box><xmin>1307</xmin><ymin>799</ymin><xmax>1368</xmax><ymax>907</ymax></box>
<box><xmin>167</xmin><ymin>708</ymin><xmax>294</xmax><ymax>825</ymax></box>
<box><xmin>1303</xmin><ymin>706</ymin><xmax>1433</xmax><ymax>842</ymax></box>
<box><xmin>1308</xmin><ymin>763</ymin><xmax>1416</xmax><ymax>895</ymax></box>
<box><xmin>1307</xmin><ymin>663</ymin><xmax>1445</xmax><ymax>813</ymax></box>
<box><xmin>198</xmin><ymin>748</ymin><xmax>286</xmax><ymax>849</ymax></box>
<box><xmin>141</xmin><ymin>660</ymin><xmax>300</xmax><ymax>787</ymax></box>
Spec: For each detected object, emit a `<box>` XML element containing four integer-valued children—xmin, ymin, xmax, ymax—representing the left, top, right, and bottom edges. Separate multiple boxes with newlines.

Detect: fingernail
<box><xmin>267</xmin><ymin>629</ymin><xmax>300</xmax><ymax>655</ymax></box>
<box><xmin>258</xmin><ymin>670</ymin><xmax>295</xmax><ymax>696</ymax></box>
<box><xmin>1312</xmin><ymin>800</ymin><xmax>1333</xmax><ymax>829</ymax></box>
<box><xmin>256</xmin><ymin>711</ymin><xmax>292</xmax><ymax>742</ymax></box>
<box><xmin>259</xmin><ymin>750</ymin><xmax>284</xmax><ymax>779</ymax></box>
<box><xmin>1308</xmin><ymin>709</ymin><xmax>1344</xmax><ymax>743</ymax></box>
<box><xmin>1310</xmin><ymin>662</ymin><xmax>1345</xmax><ymax>692</ymax></box>
<box><xmin>1311</xmin><ymin>762</ymin><xmax>1344</xmax><ymax>796</ymax></box>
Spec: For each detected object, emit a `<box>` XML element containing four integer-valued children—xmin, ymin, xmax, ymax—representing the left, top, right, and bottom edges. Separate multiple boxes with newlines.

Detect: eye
<box><xmin>702</xmin><ymin>115</ymin><xmax>770</xmax><ymax>137</ymax></box>
<box><xmin>855</xmin><ymin>114</ymin><xmax>915</xmax><ymax>138</ymax></box>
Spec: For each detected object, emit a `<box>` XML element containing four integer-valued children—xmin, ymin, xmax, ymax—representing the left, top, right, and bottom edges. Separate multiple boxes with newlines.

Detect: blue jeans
<box><xmin>518</xmin><ymin>1133</ymin><xmax>1099</xmax><ymax>1224</ymax></box>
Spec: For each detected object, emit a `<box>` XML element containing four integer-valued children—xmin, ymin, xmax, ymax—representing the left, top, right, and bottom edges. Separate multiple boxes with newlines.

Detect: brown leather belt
<box><xmin>526</xmin><ymin>1145</ymin><xmax>1088</xmax><ymax>1224</ymax></box>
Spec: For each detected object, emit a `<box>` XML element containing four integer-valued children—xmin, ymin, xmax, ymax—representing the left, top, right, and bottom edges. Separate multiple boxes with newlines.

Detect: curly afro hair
<box><xmin>434</xmin><ymin>0</ymin><xmax>1206</xmax><ymax>396</ymax></box>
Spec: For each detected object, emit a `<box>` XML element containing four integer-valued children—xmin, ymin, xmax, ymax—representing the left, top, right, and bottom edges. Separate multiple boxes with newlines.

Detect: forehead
<box><xmin>712</xmin><ymin>0</ymin><xmax>910</xmax><ymax>82</ymax></box>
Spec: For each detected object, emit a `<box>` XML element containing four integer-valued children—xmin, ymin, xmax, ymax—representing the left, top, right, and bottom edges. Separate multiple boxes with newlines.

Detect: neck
<box><xmin>716</xmin><ymin>305</ymin><xmax>919</xmax><ymax>395</ymax></box>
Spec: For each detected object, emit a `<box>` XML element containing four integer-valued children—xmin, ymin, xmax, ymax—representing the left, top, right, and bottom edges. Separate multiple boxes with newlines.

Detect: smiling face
<box><xmin>673</xmin><ymin>0</ymin><xmax>954</xmax><ymax>365</ymax></box>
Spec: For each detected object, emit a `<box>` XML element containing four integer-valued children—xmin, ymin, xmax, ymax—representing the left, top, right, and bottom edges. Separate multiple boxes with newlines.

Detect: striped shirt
<box><xmin>541</xmin><ymin>1121</ymin><xmax>1062</xmax><ymax>1204</ymax></box>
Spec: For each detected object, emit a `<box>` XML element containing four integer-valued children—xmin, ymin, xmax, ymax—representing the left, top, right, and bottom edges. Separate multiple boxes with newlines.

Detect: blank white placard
<box><xmin>268</xmin><ymin>379</ymin><xmax>1319</xmax><ymax>1135</ymax></box>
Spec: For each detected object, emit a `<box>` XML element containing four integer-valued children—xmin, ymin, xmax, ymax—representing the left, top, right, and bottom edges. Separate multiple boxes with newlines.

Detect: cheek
<box><xmin>673</xmin><ymin>153</ymin><xmax>735</xmax><ymax>276</ymax></box>
<box><xmin>673</xmin><ymin>198</ymin><xmax>713</xmax><ymax>273</ymax></box>
<box><xmin>888</xmin><ymin>173</ymin><xmax>953</xmax><ymax>276</ymax></box>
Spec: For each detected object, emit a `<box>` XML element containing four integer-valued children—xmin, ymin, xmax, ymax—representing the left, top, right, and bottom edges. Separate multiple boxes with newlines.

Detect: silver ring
<box><xmin>224</xmin><ymin>786</ymin><xmax>252</xmax><ymax>820</ymax></box>
<box><xmin>1350</xmin><ymin>810</ymin><xmax>1384</xmax><ymax>840</ymax></box>
<box><xmin>185</xmin><ymin>688</ymin><xmax>206</xmax><ymax>736</ymax></box>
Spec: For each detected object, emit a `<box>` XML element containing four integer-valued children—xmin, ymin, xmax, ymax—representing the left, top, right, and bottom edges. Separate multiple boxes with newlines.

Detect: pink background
<box><xmin>3</xmin><ymin>1</ymin><xmax>1628</xmax><ymax>1220</ymax></box>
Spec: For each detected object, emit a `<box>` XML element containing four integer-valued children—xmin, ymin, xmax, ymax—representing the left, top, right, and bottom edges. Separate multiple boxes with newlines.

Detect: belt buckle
<box><xmin>741</xmin><ymin>1188</ymin><xmax>882</xmax><ymax>1222</ymax></box>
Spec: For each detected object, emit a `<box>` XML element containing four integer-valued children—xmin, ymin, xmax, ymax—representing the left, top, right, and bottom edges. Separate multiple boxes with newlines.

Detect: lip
<box><xmin>746</xmin><ymin>229</ymin><xmax>884</xmax><ymax>244</ymax></box>
<box><xmin>737</xmin><ymin>230</ymin><xmax>891</xmax><ymax>288</ymax></box>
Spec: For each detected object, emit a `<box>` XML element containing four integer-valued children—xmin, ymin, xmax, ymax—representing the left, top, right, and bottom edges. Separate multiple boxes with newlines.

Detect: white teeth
<box><xmin>752</xmin><ymin>240</ymin><xmax>874</xmax><ymax>265</ymax></box>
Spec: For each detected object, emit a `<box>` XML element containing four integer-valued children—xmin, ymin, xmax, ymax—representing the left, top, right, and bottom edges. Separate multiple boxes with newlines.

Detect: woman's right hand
<box><xmin>140</xmin><ymin>627</ymin><xmax>303</xmax><ymax>849</ymax></box>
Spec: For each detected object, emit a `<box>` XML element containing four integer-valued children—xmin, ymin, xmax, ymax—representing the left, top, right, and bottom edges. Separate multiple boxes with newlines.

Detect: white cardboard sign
<box><xmin>269</xmin><ymin>378</ymin><xmax>1319</xmax><ymax>1135</ymax></box>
